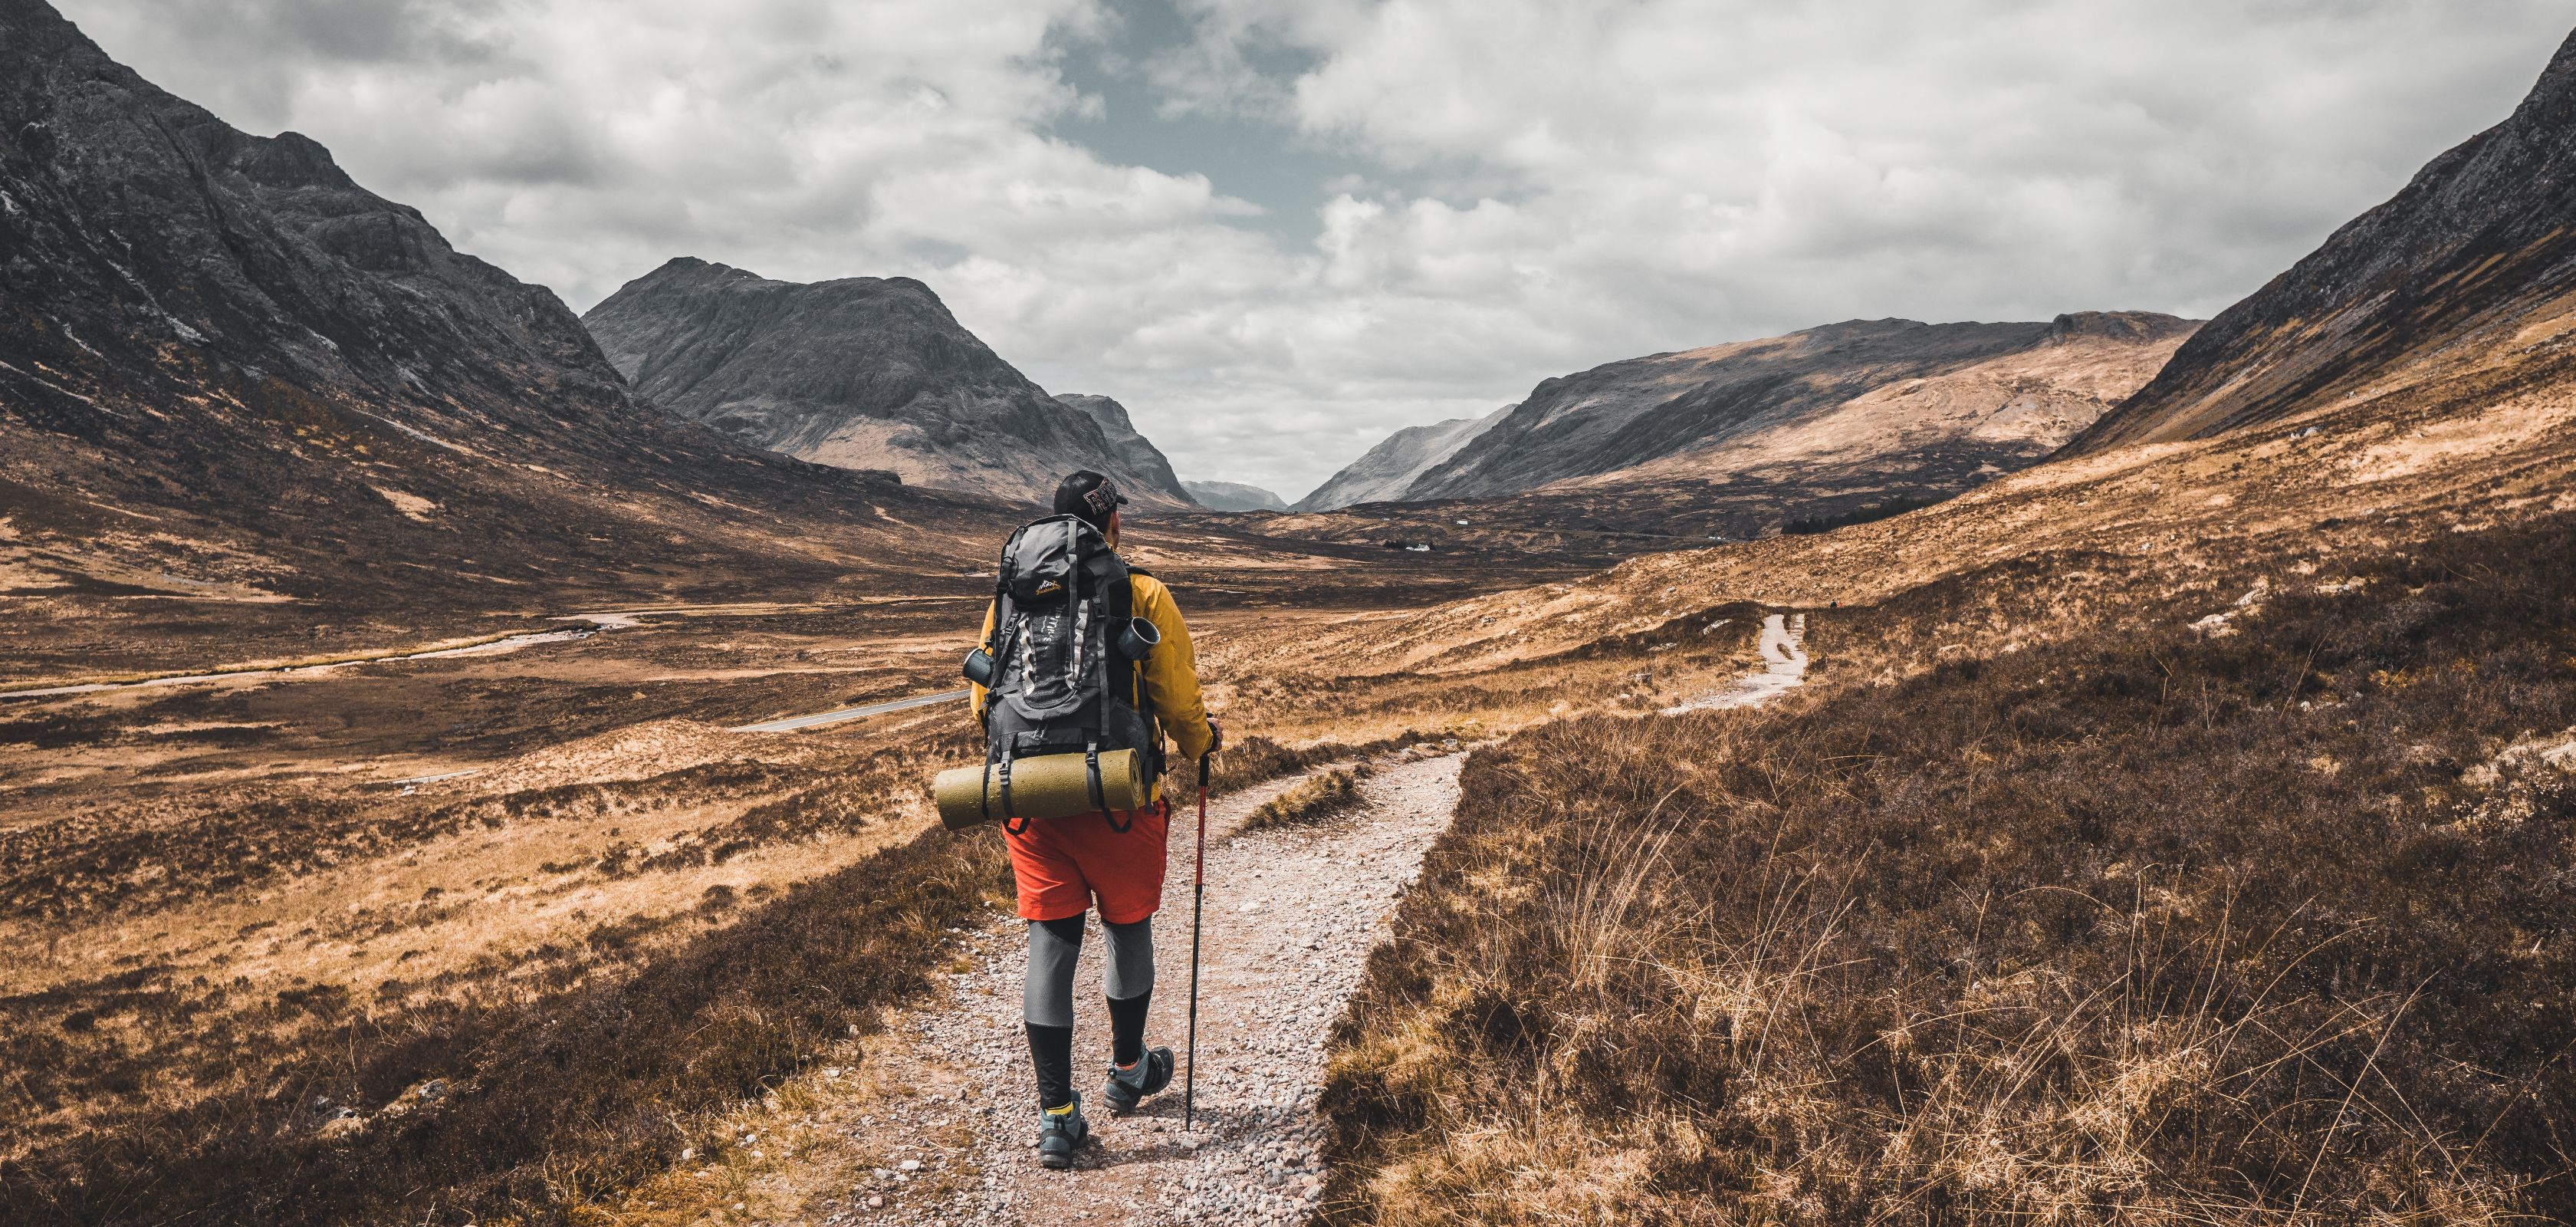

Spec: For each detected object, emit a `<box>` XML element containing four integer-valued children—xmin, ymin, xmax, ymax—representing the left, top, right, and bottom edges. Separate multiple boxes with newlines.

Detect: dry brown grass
<box><xmin>1319</xmin><ymin>512</ymin><xmax>2576</xmax><ymax>1225</ymax></box>
<box><xmin>1</xmin><ymin>812</ymin><xmax>1017</xmax><ymax>1225</ymax></box>
<box><xmin>0</xmin><ymin>494</ymin><xmax>1640</xmax><ymax>1225</ymax></box>
<box><xmin>0</xmin><ymin>613</ymin><xmax>1558</xmax><ymax>1225</ymax></box>
<box><xmin>0</xmin><ymin>692</ymin><xmax>1000</xmax><ymax>1222</ymax></box>
<box><xmin>1201</xmin><ymin>604</ymin><xmax>1767</xmax><ymax>755</ymax></box>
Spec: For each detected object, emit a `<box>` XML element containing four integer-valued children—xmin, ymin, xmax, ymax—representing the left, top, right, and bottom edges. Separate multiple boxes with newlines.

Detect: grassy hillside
<box><xmin>1320</xmin><ymin>513</ymin><xmax>2576</xmax><ymax>1224</ymax></box>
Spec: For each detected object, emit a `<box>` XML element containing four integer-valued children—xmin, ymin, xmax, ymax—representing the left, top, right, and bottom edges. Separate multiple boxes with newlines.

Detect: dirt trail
<box><xmin>800</xmin><ymin>749</ymin><xmax>1462</xmax><ymax>1226</ymax></box>
<box><xmin>1665</xmin><ymin>610</ymin><xmax>1807</xmax><ymax>712</ymax></box>
<box><xmin>692</xmin><ymin>626</ymin><xmax>1823</xmax><ymax>1225</ymax></box>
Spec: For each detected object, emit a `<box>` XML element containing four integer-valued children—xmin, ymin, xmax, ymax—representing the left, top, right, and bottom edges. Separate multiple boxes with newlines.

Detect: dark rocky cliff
<box><xmin>2074</xmin><ymin>25</ymin><xmax>2576</xmax><ymax>452</ymax></box>
<box><xmin>1056</xmin><ymin>394</ymin><xmax>1191</xmax><ymax>505</ymax></box>
<box><xmin>582</xmin><ymin>258</ymin><xmax>1189</xmax><ymax>506</ymax></box>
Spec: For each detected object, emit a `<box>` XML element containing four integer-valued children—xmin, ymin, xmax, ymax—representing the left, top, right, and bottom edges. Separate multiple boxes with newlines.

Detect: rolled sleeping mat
<box><xmin>934</xmin><ymin>748</ymin><xmax>1152</xmax><ymax>831</ymax></box>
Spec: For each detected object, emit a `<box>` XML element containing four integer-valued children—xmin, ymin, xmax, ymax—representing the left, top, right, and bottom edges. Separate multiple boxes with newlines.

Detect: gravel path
<box><xmin>787</xmin><ymin>627</ymin><xmax>1819</xmax><ymax>1226</ymax></box>
<box><xmin>822</xmin><ymin>747</ymin><xmax>1466</xmax><ymax>1226</ymax></box>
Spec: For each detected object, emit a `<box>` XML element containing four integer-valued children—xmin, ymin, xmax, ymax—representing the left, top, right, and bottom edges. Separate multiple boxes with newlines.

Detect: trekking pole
<box><xmin>1184</xmin><ymin>752</ymin><xmax>1211</xmax><ymax>1131</ymax></box>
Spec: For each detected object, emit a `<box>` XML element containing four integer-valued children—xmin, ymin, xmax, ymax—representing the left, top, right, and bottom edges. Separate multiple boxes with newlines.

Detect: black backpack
<box><xmin>966</xmin><ymin>515</ymin><xmax>1164</xmax><ymax>830</ymax></box>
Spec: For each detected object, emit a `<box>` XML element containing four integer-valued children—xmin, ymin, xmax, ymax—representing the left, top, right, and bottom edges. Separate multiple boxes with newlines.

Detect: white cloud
<box><xmin>53</xmin><ymin>0</ymin><xmax>2576</xmax><ymax>502</ymax></box>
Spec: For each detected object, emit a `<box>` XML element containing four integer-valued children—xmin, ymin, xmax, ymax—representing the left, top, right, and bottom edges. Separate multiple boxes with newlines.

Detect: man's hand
<box><xmin>1206</xmin><ymin>717</ymin><xmax>1224</xmax><ymax>755</ymax></box>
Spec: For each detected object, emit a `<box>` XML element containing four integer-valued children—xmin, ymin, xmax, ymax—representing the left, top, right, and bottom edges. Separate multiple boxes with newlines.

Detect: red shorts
<box><xmin>1004</xmin><ymin>800</ymin><xmax>1171</xmax><ymax>923</ymax></box>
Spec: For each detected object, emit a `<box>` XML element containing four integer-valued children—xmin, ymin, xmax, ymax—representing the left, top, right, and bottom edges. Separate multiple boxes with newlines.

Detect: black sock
<box><xmin>1106</xmin><ymin>992</ymin><xmax>1152</xmax><ymax>1067</ymax></box>
<box><xmin>1027</xmin><ymin>1022</ymin><xmax>1073</xmax><ymax>1111</ymax></box>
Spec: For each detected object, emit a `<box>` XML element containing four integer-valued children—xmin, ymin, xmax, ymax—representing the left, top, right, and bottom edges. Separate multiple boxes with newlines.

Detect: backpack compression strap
<box><xmin>998</xmin><ymin>745</ymin><xmax>1027</xmax><ymax>836</ymax></box>
<box><xmin>1079</xmin><ymin>540</ymin><xmax>1136</xmax><ymax>834</ymax></box>
<box><xmin>1087</xmin><ymin>740</ymin><xmax>1132</xmax><ymax>834</ymax></box>
<box><xmin>1106</xmin><ymin>563</ymin><xmax>1156</xmax><ymax>758</ymax></box>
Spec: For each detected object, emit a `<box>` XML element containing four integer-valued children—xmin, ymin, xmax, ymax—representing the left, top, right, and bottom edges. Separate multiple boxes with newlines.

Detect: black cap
<box><xmin>1053</xmin><ymin>470</ymin><xmax>1128</xmax><ymax>529</ymax></box>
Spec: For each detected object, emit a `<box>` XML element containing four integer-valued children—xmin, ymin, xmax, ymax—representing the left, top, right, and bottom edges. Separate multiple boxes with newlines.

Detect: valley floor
<box><xmin>8</xmin><ymin>476</ymin><xmax>2576</xmax><ymax>1226</ymax></box>
<box><xmin>0</xmin><ymin>527</ymin><xmax>1681</xmax><ymax>1226</ymax></box>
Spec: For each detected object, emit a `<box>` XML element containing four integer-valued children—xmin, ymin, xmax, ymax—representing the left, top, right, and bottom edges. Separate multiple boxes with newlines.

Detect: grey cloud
<box><xmin>168</xmin><ymin>0</ymin><xmax>501</xmax><ymax>64</ymax></box>
<box><xmin>48</xmin><ymin>0</ymin><xmax>2576</xmax><ymax>498</ymax></box>
<box><xmin>65</xmin><ymin>0</ymin><xmax>508</xmax><ymax>127</ymax></box>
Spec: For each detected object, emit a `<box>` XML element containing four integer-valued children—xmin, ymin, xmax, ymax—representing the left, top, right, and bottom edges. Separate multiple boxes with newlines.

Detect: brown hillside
<box><xmin>1232</xmin><ymin>361</ymin><xmax>2574</xmax><ymax>681</ymax></box>
<box><xmin>1237</xmin><ymin>312</ymin><xmax>2196</xmax><ymax>556</ymax></box>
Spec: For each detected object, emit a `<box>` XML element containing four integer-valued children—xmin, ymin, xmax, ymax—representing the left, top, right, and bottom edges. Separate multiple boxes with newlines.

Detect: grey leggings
<box><xmin>1024</xmin><ymin>914</ymin><xmax>1155</xmax><ymax>1028</ymax></box>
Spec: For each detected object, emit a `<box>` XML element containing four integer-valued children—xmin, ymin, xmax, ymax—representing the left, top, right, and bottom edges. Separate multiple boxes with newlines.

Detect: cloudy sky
<box><xmin>57</xmin><ymin>0</ymin><xmax>2576</xmax><ymax>501</ymax></box>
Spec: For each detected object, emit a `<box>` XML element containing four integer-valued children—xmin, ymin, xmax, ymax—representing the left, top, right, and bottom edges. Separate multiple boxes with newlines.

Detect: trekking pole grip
<box><xmin>1198</xmin><ymin>754</ymin><xmax>1211</xmax><ymax>788</ymax></box>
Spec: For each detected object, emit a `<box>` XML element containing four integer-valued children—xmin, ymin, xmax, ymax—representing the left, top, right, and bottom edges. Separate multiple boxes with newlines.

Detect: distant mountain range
<box><xmin>1304</xmin><ymin>25</ymin><xmax>2576</xmax><ymax>678</ymax></box>
<box><xmin>1184</xmin><ymin>481</ymin><xmax>1288</xmax><ymax>512</ymax></box>
<box><xmin>2075</xmin><ymin>27</ymin><xmax>2576</xmax><ymax>455</ymax></box>
<box><xmin>0</xmin><ymin>0</ymin><xmax>990</xmax><ymax>607</ymax></box>
<box><xmin>582</xmin><ymin>258</ymin><xmax>1190</xmax><ymax>507</ymax></box>
<box><xmin>1293</xmin><ymin>411</ymin><xmax>1506</xmax><ymax>512</ymax></box>
<box><xmin>1296</xmin><ymin>313</ymin><xmax>2198</xmax><ymax>531</ymax></box>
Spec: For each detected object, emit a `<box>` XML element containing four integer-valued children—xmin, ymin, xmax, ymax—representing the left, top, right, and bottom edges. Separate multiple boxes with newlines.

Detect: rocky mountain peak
<box><xmin>1055</xmin><ymin>394</ymin><xmax>1190</xmax><ymax>502</ymax></box>
<box><xmin>2045</xmin><ymin>311</ymin><xmax>2199</xmax><ymax>345</ymax></box>
<box><xmin>230</xmin><ymin>130</ymin><xmax>360</xmax><ymax>192</ymax></box>
<box><xmin>1293</xmin><ymin>410</ymin><xmax>1509</xmax><ymax>512</ymax></box>
<box><xmin>582</xmin><ymin>260</ymin><xmax>1190</xmax><ymax>506</ymax></box>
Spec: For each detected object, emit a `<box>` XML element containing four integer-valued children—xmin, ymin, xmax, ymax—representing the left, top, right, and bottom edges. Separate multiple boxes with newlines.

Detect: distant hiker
<box><xmin>967</xmin><ymin>470</ymin><xmax>1221</xmax><ymax>1169</ymax></box>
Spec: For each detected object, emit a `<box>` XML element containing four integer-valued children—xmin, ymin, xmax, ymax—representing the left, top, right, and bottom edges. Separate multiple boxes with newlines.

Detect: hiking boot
<box><xmin>1036</xmin><ymin>1093</ymin><xmax>1089</xmax><ymax>1169</ymax></box>
<box><xmin>1102</xmin><ymin>1046</ymin><xmax>1174</xmax><ymax>1114</ymax></box>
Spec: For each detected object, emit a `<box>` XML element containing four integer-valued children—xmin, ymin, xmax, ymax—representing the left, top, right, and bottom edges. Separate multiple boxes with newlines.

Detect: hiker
<box><xmin>967</xmin><ymin>470</ymin><xmax>1221</xmax><ymax>1169</ymax></box>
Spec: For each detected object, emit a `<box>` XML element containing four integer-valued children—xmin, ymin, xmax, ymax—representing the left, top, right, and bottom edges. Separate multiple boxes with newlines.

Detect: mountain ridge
<box><xmin>2075</xmin><ymin>28</ymin><xmax>2576</xmax><ymax>452</ymax></box>
<box><xmin>1283</xmin><ymin>311</ymin><xmax>2196</xmax><ymax>538</ymax></box>
<box><xmin>582</xmin><ymin>258</ymin><xmax>1189</xmax><ymax>506</ymax></box>
<box><xmin>1294</xmin><ymin>410</ymin><xmax>1509</xmax><ymax>512</ymax></box>
<box><xmin>1184</xmin><ymin>480</ymin><xmax>1288</xmax><ymax>512</ymax></box>
<box><xmin>1056</xmin><ymin>394</ymin><xmax>1191</xmax><ymax>505</ymax></box>
<box><xmin>0</xmin><ymin>0</ymin><xmax>977</xmax><ymax>611</ymax></box>
<box><xmin>1408</xmin><ymin>313</ymin><xmax>2197</xmax><ymax>502</ymax></box>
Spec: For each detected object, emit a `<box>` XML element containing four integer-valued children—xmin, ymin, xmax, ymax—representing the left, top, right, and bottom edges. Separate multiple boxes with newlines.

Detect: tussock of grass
<box><xmin>1320</xmin><ymin>514</ymin><xmax>2576</xmax><ymax>1225</ymax></box>
<box><xmin>1241</xmin><ymin>765</ymin><xmax>1373</xmax><ymax>834</ymax></box>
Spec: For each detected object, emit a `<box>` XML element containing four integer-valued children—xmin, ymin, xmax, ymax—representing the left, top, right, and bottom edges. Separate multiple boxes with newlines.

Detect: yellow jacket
<box><xmin>970</xmin><ymin>570</ymin><xmax>1214</xmax><ymax>768</ymax></box>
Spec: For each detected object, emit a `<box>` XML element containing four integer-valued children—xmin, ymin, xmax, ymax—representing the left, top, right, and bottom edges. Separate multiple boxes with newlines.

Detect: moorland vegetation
<box><xmin>1321</xmin><ymin>514</ymin><xmax>2576</xmax><ymax>1224</ymax></box>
